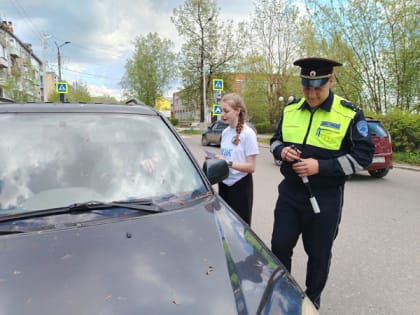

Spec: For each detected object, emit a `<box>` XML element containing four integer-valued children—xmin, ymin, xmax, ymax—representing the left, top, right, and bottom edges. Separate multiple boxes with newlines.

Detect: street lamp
<box><xmin>200</xmin><ymin>15</ymin><xmax>213</xmax><ymax>128</ymax></box>
<box><xmin>55</xmin><ymin>41</ymin><xmax>70</xmax><ymax>102</ymax></box>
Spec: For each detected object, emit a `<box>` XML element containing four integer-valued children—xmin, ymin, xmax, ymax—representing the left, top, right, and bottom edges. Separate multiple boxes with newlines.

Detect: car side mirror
<box><xmin>202</xmin><ymin>159</ymin><xmax>229</xmax><ymax>185</ymax></box>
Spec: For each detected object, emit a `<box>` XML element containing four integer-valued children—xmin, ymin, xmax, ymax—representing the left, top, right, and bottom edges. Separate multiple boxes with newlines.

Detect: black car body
<box><xmin>0</xmin><ymin>102</ymin><xmax>317</xmax><ymax>315</ymax></box>
<box><xmin>201</xmin><ymin>120</ymin><xmax>257</xmax><ymax>147</ymax></box>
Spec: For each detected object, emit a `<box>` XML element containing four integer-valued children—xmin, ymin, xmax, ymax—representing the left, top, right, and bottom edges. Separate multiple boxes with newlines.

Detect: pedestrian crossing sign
<box><xmin>56</xmin><ymin>82</ymin><xmax>68</xmax><ymax>94</ymax></box>
<box><xmin>212</xmin><ymin>79</ymin><xmax>224</xmax><ymax>91</ymax></box>
<box><xmin>213</xmin><ymin>104</ymin><xmax>222</xmax><ymax>116</ymax></box>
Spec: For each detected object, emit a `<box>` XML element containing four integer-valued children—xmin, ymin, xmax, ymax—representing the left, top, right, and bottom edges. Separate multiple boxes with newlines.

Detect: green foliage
<box><xmin>48</xmin><ymin>81</ymin><xmax>92</xmax><ymax>103</ymax></box>
<box><xmin>393</xmin><ymin>151</ymin><xmax>420</xmax><ymax>165</ymax></box>
<box><xmin>245</xmin><ymin>0</ymin><xmax>302</xmax><ymax>125</ymax></box>
<box><xmin>92</xmin><ymin>95</ymin><xmax>120</xmax><ymax>104</ymax></box>
<box><xmin>171</xmin><ymin>0</ymin><xmax>246</xmax><ymax>122</ymax></box>
<box><xmin>254</xmin><ymin>121</ymin><xmax>275</xmax><ymax>134</ymax></box>
<box><xmin>367</xmin><ymin>110</ymin><xmax>420</xmax><ymax>151</ymax></box>
<box><xmin>3</xmin><ymin>64</ymin><xmax>40</xmax><ymax>102</ymax></box>
<box><xmin>120</xmin><ymin>32</ymin><xmax>177</xmax><ymax>107</ymax></box>
<box><xmin>303</xmin><ymin>0</ymin><xmax>420</xmax><ymax>114</ymax></box>
<box><xmin>178</xmin><ymin>128</ymin><xmax>202</xmax><ymax>135</ymax></box>
<box><xmin>168</xmin><ymin>117</ymin><xmax>179</xmax><ymax>126</ymax></box>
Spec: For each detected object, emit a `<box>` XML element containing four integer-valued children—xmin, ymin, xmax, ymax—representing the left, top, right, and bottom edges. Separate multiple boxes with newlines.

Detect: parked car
<box><xmin>201</xmin><ymin>120</ymin><xmax>257</xmax><ymax>146</ymax></box>
<box><xmin>273</xmin><ymin>118</ymin><xmax>393</xmax><ymax>178</ymax></box>
<box><xmin>365</xmin><ymin>117</ymin><xmax>393</xmax><ymax>178</ymax></box>
<box><xmin>0</xmin><ymin>101</ymin><xmax>318</xmax><ymax>315</ymax></box>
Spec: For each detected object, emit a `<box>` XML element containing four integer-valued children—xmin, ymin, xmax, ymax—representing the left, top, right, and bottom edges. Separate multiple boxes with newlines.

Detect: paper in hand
<box><xmin>204</xmin><ymin>150</ymin><xmax>216</xmax><ymax>158</ymax></box>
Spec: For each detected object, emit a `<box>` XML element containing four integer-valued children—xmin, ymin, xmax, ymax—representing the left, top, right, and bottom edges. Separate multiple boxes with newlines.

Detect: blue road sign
<box><xmin>212</xmin><ymin>79</ymin><xmax>224</xmax><ymax>91</ymax></box>
<box><xmin>56</xmin><ymin>82</ymin><xmax>69</xmax><ymax>94</ymax></box>
<box><xmin>213</xmin><ymin>104</ymin><xmax>222</xmax><ymax>116</ymax></box>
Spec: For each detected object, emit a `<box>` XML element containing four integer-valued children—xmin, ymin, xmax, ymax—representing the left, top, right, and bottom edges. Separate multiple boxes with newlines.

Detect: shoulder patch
<box><xmin>356</xmin><ymin>120</ymin><xmax>369</xmax><ymax>137</ymax></box>
<box><xmin>340</xmin><ymin>100</ymin><xmax>360</xmax><ymax>112</ymax></box>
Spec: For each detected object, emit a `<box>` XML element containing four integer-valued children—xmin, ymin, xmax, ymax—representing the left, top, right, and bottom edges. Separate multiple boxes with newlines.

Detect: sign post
<box><xmin>56</xmin><ymin>82</ymin><xmax>68</xmax><ymax>103</ymax></box>
<box><xmin>212</xmin><ymin>79</ymin><xmax>224</xmax><ymax>122</ymax></box>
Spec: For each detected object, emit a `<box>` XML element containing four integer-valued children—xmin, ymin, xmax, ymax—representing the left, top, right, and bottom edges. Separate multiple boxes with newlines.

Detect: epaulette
<box><xmin>340</xmin><ymin>99</ymin><xmax>360</xmax><ymax>112</ymax></box>
<box><xmin>286</xmin><ymin>97</ymin><xmax>301</xmax><ymax>106</ymax></box>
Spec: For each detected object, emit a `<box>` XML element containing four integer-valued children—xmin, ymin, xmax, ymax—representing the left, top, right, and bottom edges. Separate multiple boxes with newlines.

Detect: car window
<box><xmin>216</xmin><ymin>121</ymin><xmax>227</xmax><ymax>130</ymax></box>
<box><xmin>0</xmin><ymin>113</ymin><xmax>207</xmax><ymax>213</ymax></box>
<box><xmin>367</xmin><ymin>121</ymin><xmax>388</xmax><ymax>137</ymax></box>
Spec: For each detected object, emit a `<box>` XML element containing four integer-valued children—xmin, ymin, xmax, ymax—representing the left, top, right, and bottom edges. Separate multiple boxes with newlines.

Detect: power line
<box><xmin>7</xmin><ymin>0</ymin><xmax>41</xmax><ymax>39</ymax></box>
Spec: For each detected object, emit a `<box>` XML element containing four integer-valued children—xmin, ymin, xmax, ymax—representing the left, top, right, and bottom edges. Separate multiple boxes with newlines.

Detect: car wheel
<box><xmin>216</xmin><ymin>135</ymin><xmax>222</xmax><ymax>147</ymax></box>
<box><xmin>368</xmin><ymin>168</ymin><xmax>390</xmax><ymax>178</ymax></box>
<box><xmin>201</xmin><ymin>135</ymin><xmax>209</xmax><ymax>146</ymax></box>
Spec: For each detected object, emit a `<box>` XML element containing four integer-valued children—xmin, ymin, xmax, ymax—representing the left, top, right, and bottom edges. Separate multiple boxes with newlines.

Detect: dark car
<box><xmin>0</xmin><ymin>101</ymin><xmax>318</xmax><ymax>315</ymax></box>
<box><xmin>365</xmin><ymin>118</ymin><xmax>393</xmax><ymax>178</ymax></box>
<box><xmin>201</xmin><ymin>120</ymin><xmax>257</xmax><ymax>146</ymax></box>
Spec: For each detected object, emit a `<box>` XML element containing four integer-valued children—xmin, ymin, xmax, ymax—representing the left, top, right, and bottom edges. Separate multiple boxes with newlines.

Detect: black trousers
<box><xmin>271</xmin><ymin>180</ymin><xmax>343</xmax><ymax>309</ymax></box>
<box><xmin>218</xmin><ymin>173</ymin><xmax>253</xmax><ymax>225</ymax></box>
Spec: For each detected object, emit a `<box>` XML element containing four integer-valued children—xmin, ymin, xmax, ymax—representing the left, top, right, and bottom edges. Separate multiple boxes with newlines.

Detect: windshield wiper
<box><xmin>0</xmin><ymin>199</ymin><xmax>162</xmax><ymax>223</ymax></box>
<box><xmin>0</xmin><ymin>229</ymin><xmax>24</xmax><ymax>235</ymax></box>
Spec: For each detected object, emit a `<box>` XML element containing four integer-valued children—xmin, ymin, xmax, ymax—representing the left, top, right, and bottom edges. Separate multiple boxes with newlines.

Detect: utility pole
<box><xmin>41</xmin><ymin>32</ymin><xmax>51</xmax><ymax>102</ymax></box>
<box><xmin>55</xmin><ymin>41</ymin><xmax>70</xmax><ymax>103</ymax></box>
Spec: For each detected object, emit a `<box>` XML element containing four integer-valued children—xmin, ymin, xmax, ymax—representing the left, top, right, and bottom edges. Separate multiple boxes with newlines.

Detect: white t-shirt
<box><xmin>220</xmin><ymin>124</ymin><xmax>259</xmax><ymax>186</ymax></box>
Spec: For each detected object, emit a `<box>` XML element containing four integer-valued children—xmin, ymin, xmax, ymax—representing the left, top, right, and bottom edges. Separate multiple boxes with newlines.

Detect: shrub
<box><xmin>254</xmin><ymin>121</ymin><xmax>275</xmax><ymax>134</ymax></box>
<box><xmin>168</xmin><ymin>117</ymin><xmax>178</xmax><ymax>126</ymax></box>
<box><xmin>373</xmin><ymin>110</ymin><xmax>420</xmax><ymax>152</ymax></box>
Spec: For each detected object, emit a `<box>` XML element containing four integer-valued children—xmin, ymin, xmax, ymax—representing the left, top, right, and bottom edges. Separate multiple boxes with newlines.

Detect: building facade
<box><xmin>0</xmin><ymin>20</ymin><xmax>43</xmax><ymax>101</ymax></box>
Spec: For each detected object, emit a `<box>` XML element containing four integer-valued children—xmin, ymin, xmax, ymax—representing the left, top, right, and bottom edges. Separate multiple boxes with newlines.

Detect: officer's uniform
<box><xmin>270</xmin><ymin>57</ymin><xmax>374</xmax><ymax>309</ymax></box>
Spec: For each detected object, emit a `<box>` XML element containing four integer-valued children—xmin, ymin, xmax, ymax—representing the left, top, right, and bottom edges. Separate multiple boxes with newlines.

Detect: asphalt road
<box><xmin>182</xmin><ymin>134</ymin><xmax>420</xmax><ymax>315</ymax></box>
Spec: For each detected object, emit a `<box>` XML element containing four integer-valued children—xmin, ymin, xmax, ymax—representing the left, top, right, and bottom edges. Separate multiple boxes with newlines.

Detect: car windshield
<box><xmin>0</xmin><ymin>112</ymin><xmax>207</xmax><ymax>214</ymax></box>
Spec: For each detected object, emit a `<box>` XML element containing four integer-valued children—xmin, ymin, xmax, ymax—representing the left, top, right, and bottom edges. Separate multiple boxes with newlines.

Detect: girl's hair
<box><xmin>221</xmin><ymin>93</ymin><xmax>248</xmax><ymax>145</ymax></box>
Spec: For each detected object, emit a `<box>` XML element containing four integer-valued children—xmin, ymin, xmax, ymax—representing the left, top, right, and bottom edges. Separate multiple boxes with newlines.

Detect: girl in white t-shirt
<box><xmin>215</xmin><ymin>93</ymin><xmax>259</xmax><ymax>225</ymax></box>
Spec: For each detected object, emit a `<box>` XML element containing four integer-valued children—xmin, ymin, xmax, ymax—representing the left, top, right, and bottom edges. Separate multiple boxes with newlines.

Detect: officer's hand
<box><xmin>292</xmin><ymin>158</ymin><xmax>319</xmax><ymax>176</ymax></box>
<box><xmin>281</xmin><ymin>146</ymin><xmax>301</xmax><ymax>162</ymax></box>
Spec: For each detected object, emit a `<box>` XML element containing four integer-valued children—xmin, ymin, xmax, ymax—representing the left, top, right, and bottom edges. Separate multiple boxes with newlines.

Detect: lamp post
<box><xmin>200</xmin><ymin>15</ymin><xmax>213</xmax><ymax>129</ymax></box>
<box><xmin>55</xmin><ymin>41</ymin><xmax>70</xmax><ymax>102</ymax></box>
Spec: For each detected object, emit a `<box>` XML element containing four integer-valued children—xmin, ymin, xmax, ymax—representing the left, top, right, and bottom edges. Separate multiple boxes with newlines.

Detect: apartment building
<box><xmin>0</xmin><ymin>20</ymin><xmax>43</xmax><ymax>101</ymax></box>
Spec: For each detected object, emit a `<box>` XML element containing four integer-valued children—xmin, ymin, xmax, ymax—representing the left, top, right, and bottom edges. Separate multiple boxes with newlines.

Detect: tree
<box><xmin>48</xmin><ymin>81</ymin><xmax>92</xmax><ymax>103</ymax></box>
<box><xmin>120</xmin><ymin>32</ymin><xmax>177</xmax><ymax>107</ymax></box>
<box><xmin>303</xmin><ymin>0</ymin><xmax>420</xmax><ymax>113</ymax></box>
<box><xmin>171</xmin><ymin>0</ymin><xmax>246</xmax><ymax>125</ymax></box>
<box><xmin>247</xmin><ymin>0</ymin><xmax>301</xmax><ymax>125</ymax></box>
<box><xmin>4</xmin><ymin>63</ymin><xmax>40</xmax><ymax>102</ymax></box>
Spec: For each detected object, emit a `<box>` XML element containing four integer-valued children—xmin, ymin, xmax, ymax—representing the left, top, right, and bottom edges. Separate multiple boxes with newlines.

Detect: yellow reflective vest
<box><xmin>282</xmin><ymin>95</ymin><xmax>356</xmax><ymax>150</ymax></box>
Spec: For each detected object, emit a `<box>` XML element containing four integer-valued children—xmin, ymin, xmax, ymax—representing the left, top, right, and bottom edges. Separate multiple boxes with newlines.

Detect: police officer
<box><xmin>270</xmin><ymin>57</ymin><xmax>374</xmax><ymax>309</ymax></box>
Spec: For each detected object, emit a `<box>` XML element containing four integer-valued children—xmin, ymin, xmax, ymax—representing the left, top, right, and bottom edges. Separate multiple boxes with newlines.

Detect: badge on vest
<box><xmin>320</xmin><ymin>121</ymin><xmax>341</xmax><ymax>129</ymax></box>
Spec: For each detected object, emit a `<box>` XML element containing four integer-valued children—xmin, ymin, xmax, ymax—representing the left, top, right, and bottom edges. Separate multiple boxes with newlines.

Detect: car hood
<box><xmin>0</xmin><ymin>198</ymin><xmax>296</xmax><ymax>315</ymax></box>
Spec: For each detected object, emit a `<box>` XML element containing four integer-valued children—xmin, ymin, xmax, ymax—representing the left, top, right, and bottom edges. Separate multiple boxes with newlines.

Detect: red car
<box><xmin>365</xmin><ymin>118</ymin><xmax>393</xmax><ymax>178</ymax></box>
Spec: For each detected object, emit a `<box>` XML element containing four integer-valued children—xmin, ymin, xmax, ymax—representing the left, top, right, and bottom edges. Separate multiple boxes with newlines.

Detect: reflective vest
<box><xmin>282</xmin><ymin>96</ymin><xmax>356</xmax><ymax>151</ymax></box>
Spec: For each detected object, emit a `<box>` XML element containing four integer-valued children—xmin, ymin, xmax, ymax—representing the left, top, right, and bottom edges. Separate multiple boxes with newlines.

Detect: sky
<box><xmin>1</xmin><ymin>0</ymin><xmax>256</xmax><ymax>101</ymax></box>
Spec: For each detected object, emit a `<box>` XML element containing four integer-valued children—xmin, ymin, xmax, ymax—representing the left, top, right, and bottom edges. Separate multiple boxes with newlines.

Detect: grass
<box><xmin>393</xmin><ymin>151</ymin><xmax>420</xmax><ymax>165</ymax></box>
<box><xmin>178</xmin><ymin>128</ymin><xmax>203</xmax><ymax>135</ymax></box>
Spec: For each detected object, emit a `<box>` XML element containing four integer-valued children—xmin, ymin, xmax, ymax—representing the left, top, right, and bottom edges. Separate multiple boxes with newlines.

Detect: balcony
<box><xmin>9</xmin><ymin>47</ymin><xmax>20</xmax><ymax>58</ymax></box>
<box><xmin>0</xmin><ymin>57</ymin><xmax>8</xmax><ymax>68</ymax></box>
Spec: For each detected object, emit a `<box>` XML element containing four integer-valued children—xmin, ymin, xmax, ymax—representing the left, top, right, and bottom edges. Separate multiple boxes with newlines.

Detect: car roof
<box><xmin>365</xmin><ymin>117</ymin><xmax>382</xmax><ymax>123</ymax></box>
<box><xmin>0</xmin><ymin>102</ymin><xmax>158</xmax><ymax>116</ymax></box>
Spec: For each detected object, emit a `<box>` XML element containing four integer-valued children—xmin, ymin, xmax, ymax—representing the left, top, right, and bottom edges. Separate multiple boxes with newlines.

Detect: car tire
<box><xmin>201</xmin><ymin>136</ymin><xmax>209</xmax><ymax>146</ymax></box>
<box><xmin>368</xmin><ymin>168</ymin><xmax>390</xmax><ymax>178</ymax></box>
